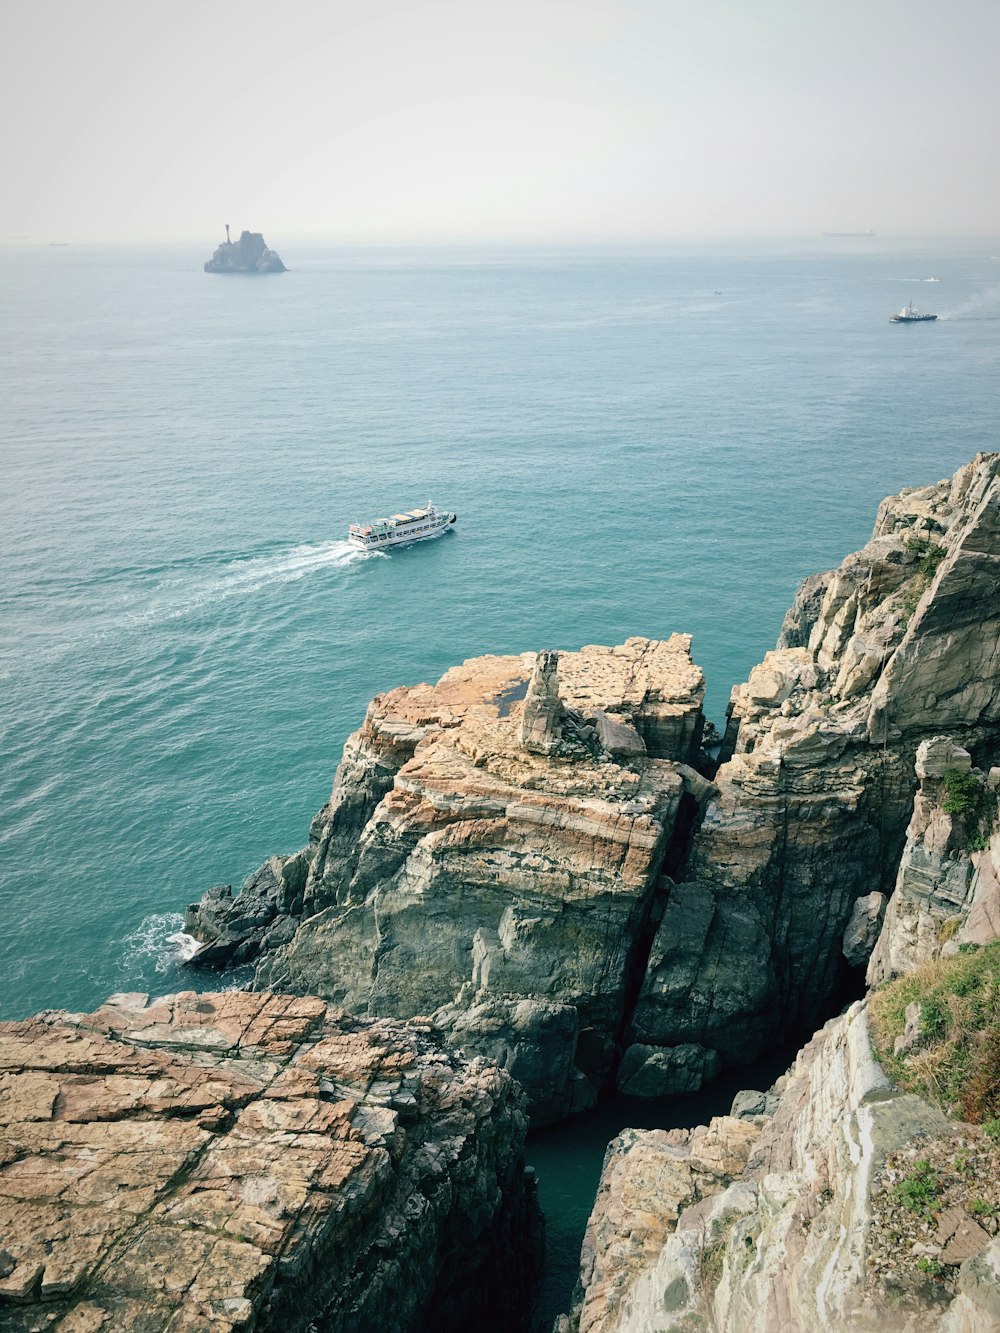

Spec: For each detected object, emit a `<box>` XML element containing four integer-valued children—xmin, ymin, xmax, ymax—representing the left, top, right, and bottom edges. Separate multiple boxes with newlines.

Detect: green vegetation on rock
<box><xmin>940</xmin><ymin>767</ymin><xmax>997</xmax><ymax>851</ymax></box>
<box><xmin>892</xmin><ymin>1160</ymin><xmax>941</xmax><ymax>1217</ymax></box>
<box><xmin>897</xmin><ymin>538</ymin><xmax>947</xmax><ymax>618</ymax></box>
<box><xmin>869</xmin><ymin>940</ymin><xmax>1000</xmax><ymax>1121</ymax></box>
<box><xmin>942</xmin><ymin>768</ymin><xmax>983</xmax><ymax>816</ymax></box>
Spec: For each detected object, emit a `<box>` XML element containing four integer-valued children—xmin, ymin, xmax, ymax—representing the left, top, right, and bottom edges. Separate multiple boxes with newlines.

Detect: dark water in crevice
<box><xmin>525</xmin><ymin>1041</ymin><xmax>801</xmax><ymax>1332</ymax></box>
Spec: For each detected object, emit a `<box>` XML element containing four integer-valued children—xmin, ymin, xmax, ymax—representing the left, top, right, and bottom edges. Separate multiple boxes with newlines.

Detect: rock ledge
<box><xmin>0</xmin><ymin>990</ymin><xmax>539</xmax><ymax>1332</ymax></box>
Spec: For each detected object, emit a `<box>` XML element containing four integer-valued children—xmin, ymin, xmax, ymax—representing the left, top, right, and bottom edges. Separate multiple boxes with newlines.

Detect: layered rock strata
<box><xmin>621</xmin><ymin>453</ymin><xmax>1000</xmax><ymax>1080</ymax></box>
<box><xmin>185</xmin><ymin>456</ymin><xmax>1000</xmax><ymax>1121</ymax></box>
<box><xmin>0</xmin><ymin>990</ymin><xmax>540</xmax><ymax>1332</ymax></box>
<box><xmin>186</xmin><ymin>638</ymin><xmax>708</xmax><ymax>1121</ymax></box>
<box><xmin>560</xmin><ymin>1002</ymin><xmax>1000</xmax><ymax>1332</ymax></box>
<box><xmin>868</xmin><ymin>736</ymin><xmax>1000</xmax><ymax>984</ymax></box>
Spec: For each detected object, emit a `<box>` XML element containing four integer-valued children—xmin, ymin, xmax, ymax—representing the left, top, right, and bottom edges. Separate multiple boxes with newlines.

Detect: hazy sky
<box><xmin>3</xmin><ymin>0</ymin><xmax>998</xmax><ymax>243</ymax></box>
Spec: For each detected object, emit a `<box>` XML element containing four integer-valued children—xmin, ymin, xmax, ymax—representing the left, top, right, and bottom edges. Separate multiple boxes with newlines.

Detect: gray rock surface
<box><xmin>629</xmin><ymin>454</ymin><xmax>1000</xmax><ymax>1068</ymax></box>
<box><xmin>203</xmin><ymin>228</ymin><xmax>286</xmax><ymax>273</ymax></box>
<box><xmin>842</xmin><ymin>890</ymin><xmax>888</xmax><ymax>967</ymax></box>
<box><xmin>187</xmin><ymin>637</ymin><xmax>709</xmax><ymax>1121</ymax></box>
<box><xmin>776</xmin><ymin>569</ymin><xmax>830</xmax><ymax>648</ymax></box>
<box><xmin>561</xmin><ymin>1002</ymin><xmax>995</xmax><ymax>1333</ymax></box>
<box><xmin>867</xmin><ymin>735</ymin><xmax>998</xmax><ymax>985</ymax></box>
<box><xmin>615</xmin><ymin>1042</ymin><xmax>721</xmax><ymax>1097</ymax></box>
<box><xmin>730</xmin><ymin>1087</ymin><xmax>781</xmax><ymax>1119</ymax></box>
<box><xmin>519</xmin><ymin>649</ymin><xmax>566</xmax><ymax>754</ymax></box>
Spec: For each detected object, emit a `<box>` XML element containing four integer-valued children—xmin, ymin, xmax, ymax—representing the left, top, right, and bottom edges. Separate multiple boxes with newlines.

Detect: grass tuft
<box><xmin>869</xmin><ymin>940</ymin><xmax>1000</xmax><ymax>1122</ymax></box>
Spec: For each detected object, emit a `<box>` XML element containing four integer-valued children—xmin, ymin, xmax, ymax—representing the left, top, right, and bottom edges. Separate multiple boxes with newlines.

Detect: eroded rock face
<box><xmin>624</xmin><ymin>454</ymin><xmax>1000</xmax><ymax>1073</ymax></box>
<box><xmin>867</xmin><ymin>738</ymin><xmax>993</xmax><ymax>984</ymax></box>
<box><xmin>0</xmin><ymin>990</ymin><xmax>540</xmax><ymax>1332</ymax></box>
<box><xmin>186</xmin><ymin>637</ymin><xmax>708</xmax><ymax>1121</ymax></box>
<box><xmin>519</xmin><ymin>650</ymin><xmax>567</xmax><ymax>754</ymax></box>
<box><xmin>555</xmin><ymin>1115</ymin><xmax>760</xmax><ymax>1333</ymax></box>
<box><xmin>183</xmin><ymin>457</ymin><xmax>1000</xmax><ymax>1122</ymax></box>
<box><xmin>560</xmin><ymin>1003</ymin><xmax>997</xmax><ymax>1333</ymax></box>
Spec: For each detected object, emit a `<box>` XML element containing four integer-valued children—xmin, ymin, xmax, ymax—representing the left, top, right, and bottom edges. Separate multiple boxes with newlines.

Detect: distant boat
<box><xmin>890</xmin><ymin>301</ymin><xmax>938</xmax><ymax>324</ymax></box>
<box><xmin>348</xmin><ymin>501</ymin><xmax>457</xmax><ymax>550</ymax></box>
<box><xmin>824</xmin><ymin>229</ymin><xmax>876</xmax><ymax>237</ymax></box>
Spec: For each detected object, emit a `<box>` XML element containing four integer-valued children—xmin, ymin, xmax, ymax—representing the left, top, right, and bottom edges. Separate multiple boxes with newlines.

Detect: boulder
<box><xmin>842</xmin><ymin>890</ymin><xmax>887</xmax><ymax>967</ymax></box>
<box><xmin>616</xmin><ymin>1042</ymin><xmax>721</xmax><ymax>1097</ymax></box>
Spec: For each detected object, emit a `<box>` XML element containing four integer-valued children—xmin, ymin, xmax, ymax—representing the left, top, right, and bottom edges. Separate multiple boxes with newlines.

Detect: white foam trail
<box><xmin>186</xmin><ymin>539</ymin><xmax>366</xmax><ymax>598</ymax></box>
<box><xmin>7</xmin><ymin>540</ymin><xmax>382</xmax><ymax>677</ymax></box>
<box><xmin>141</xmin><ymin>540</ymin><xmax>376</xmax><ymax>623</ymax></box>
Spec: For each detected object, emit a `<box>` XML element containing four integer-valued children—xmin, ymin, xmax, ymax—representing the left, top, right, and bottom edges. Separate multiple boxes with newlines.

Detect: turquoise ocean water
<box><xmin>2</xmin><ymin>239</ymin><xmax>998</xmax><ymax>1020</ymax></box>
<box><xmin>2</xmin><ymin>239</ymin><xmax>999</xmax><ymax>1326</ymax></box>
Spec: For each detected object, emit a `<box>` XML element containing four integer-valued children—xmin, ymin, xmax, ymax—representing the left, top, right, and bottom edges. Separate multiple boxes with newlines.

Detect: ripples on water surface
<box><xmin>2</xmin><ymin>239</ymin><xmax>999</xmax><ymax>1019</ymax></box>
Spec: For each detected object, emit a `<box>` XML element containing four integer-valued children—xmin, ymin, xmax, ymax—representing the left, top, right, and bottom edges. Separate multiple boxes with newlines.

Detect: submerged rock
<box><xmin>0</xmin><ymin>990</ymin><xmax>541</xmax><ymax>1331</ymax></box>
<box><xmin>615</xmin><ymin>1041</ymin><xmax>721</xmax><ymax>1097</ymax></box>
<box><xmin>203</xmin><ymin>227</ymin><xmax>286</xmax><ymax>273</ymax></box>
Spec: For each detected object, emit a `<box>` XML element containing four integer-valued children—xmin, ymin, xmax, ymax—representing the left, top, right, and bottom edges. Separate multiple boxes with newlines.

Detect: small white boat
<box><xmin>348</xmin><ymin>501</ymin><xmax>457</xmax><ymax>551</ymax></box>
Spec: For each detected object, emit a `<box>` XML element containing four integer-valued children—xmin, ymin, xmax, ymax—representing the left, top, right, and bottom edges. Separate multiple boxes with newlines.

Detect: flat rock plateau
<box><xmin>0</xmin><ymin>990</ymin><xmax>540</xmax><ymax>1332</ymax></box>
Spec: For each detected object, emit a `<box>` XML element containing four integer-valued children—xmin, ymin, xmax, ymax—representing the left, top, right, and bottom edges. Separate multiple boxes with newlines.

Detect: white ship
<box><xmin>348</xmin><ymin>501</ymin><xmax>457</xmax><ymax>551</ymax></box>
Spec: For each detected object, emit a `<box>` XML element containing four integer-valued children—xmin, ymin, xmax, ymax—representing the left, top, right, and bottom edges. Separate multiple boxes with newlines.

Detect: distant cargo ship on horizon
<box><xmin>823</xmin><ymin>228</ymin><xmax>876</xmax><ymax>237</ymax></box>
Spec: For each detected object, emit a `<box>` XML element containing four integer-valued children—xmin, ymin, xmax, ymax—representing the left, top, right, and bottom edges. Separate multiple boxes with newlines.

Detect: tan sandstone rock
<box><xmin>0</xmin><ymin>991</ymin><xmax>539</xmax><ymax>1332</ymax></box>
<box><xmin>187</xmin><ymin>638</ymin><xmax>709</xmax><ymax>1121</ymax></box>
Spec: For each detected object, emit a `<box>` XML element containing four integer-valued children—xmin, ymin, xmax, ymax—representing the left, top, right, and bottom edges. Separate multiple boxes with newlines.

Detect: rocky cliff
<box><xmin>9</xmin><ymin>457</ymin><xmax>1000</xmax><ymax>1331</ymax></box>
<box><xmin>0</xmin><ymin>990</ymin><xmax>540</xmax><ymax>1332</ymax></box>
<box><xmin>203</xmin><ymin>230</ymin><xmax>286</xmax><ymax>273</ymax></box>
<box><xmin>868</xmin><ymin>736</ymin><xmax>1000</xmax><ymax>985</ymax></box>
<box><xmin>187</xmin><ymin>637</ymin><xmax>709</xmax><ymax>1123</ymax></box>
<box><xmin>184</xmin><ymin>455</ymin><xmax>1000</xmax><ymax>1126</ymax></box>
<box><xmin>554</xmin><ymin>454</ymin><xmax>1000</xmax><ymax>1331</ymax></box>
<box><xmin>559</xmin><ymin>1000</ymin><xmax>1000</xmax><ymax>1332</ymax></box>
<box><xmin>619</xmin><ymin>453</ymin><xmax>1000</xmax><ymax>1086</ymax></box>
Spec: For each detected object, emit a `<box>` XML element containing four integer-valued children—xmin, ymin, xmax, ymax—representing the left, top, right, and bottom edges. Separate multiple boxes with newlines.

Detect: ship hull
<box><xmin>348</xmin><ymin>513</ymin><xmax>457</xmax><ymax>551</ymax></box>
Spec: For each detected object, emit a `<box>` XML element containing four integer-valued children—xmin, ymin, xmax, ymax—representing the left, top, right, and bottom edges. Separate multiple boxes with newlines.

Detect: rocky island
<box><xmin>203</xmin><ymin>226</ymin><xmax>286</xmax><ymax>274</ymax></box>
<box><xmin>2</xmin><ymin>454</ymin><xmax>999</xmax><ymax>1330</ymax></box>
